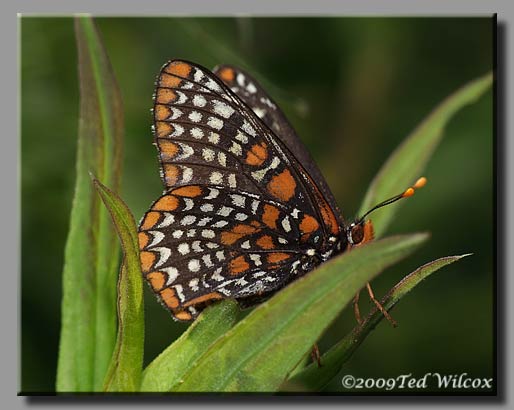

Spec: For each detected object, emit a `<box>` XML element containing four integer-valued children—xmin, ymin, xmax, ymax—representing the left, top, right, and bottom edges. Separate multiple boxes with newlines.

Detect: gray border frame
<box><xmin>9</xmin><ymin>0</ymin><xmax>511</xmax><ymax>408</ymax></box>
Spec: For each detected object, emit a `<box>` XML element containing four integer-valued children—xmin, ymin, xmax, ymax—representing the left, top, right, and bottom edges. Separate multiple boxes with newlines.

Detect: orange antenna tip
<box><xmin>413</xmin><ymin>177</ymin><xmax>427</xmax><ymax>189</ymax></box>
<box><xmin>402</xmin><ymin>188</ymin><xmax>415</xmax><ymax>198</ymax></box>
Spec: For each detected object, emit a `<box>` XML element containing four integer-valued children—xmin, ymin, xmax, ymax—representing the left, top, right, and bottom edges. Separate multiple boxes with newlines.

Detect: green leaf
<box><xmin>174</xmin><ymin>233</ymin><xmax>428</xmax><ymax>392</ymax></box>
<box><xmin>358</xmin><ymin>73</ymin><xmax>492</xmax><ymax>237</ymax></box>
<box><xmin>56</xmin><ymin>16</ymin><xmax>123</xmax><ymax>392</ymax></box>
<box><xmin>284</xmin><ymin>254</ymin><xmax>470</xmax><ymax>392</ymax></box>
<box><xmin>93</xmin><ymin>179</ymin><xmax>145</xmax><ymax>392</ymax></box>
<box><xmin>141</xmin><ymin>300</ymin><xmax>239</xmax><ymax>392</ymax></box>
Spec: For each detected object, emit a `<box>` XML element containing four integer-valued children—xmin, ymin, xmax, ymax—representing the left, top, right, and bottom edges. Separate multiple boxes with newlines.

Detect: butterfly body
<box><xmin>139</xmin><ymin>60</ymin><xmax>356</xmax><ymax>321</ymax></box>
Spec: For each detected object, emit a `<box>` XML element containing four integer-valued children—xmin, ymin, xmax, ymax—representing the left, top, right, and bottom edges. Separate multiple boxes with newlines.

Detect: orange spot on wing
<box><xmin>256</xmin><ymin>235</ymin><xmax>274</xmax><ymax>249</ymax></box>
<box><xmin>299</xmin><ymin>214</ymin><xmax>320</xmax><ymax>234</ymax></box>
<box><xmin>163</xmin><ymin>164</ymin><xmax>180</xmax><ymax>186</ymax></box>
<box><xmin>166</xmin><ymin>61</ymin><xmax>192</xmax><ymax>77</ymax></box>
<box><xmin>267</xmin><ymin>169</ymin><xmax>296</xmax><ymax>202</ymax></box>
<box><xmin>229</xmin><ymin>255</ymin><xmax>250</xmax><ymax>275</ymax></box>
<box><xmin>155</xmin><ymin>105</ymin><xmax>171</xmax><ymax>121</ymax></box>
<box><xmin>183</xmin><ymin>292</ymin><xmax>223</xmax><ymax>307</ymax></box>
<box><xmin>173</xmin><ymin>310</ymin><xmax>193</xmax><ymax>321</ymax></box>
<box><xmin>140</xmin><ymin>251</ymin><xmax>156</xmax><ymax>272</ymax></box>
<box><xmin>155</xmin><ymin>122</ymin><xmax>173</xmax><ymax>138</ymax></box>
<box><xmin>159</xmin><ymin>73</ymin><xmax>182</xmax><ymax>88</ymax></box>
<box><xmin>267</xmin><ymin>252</ymin><xmax>291</xmax><ymax>263</ymax></box>
<box><xmin>158</xmin><ymin>140</ymin><xmax>179</xmax><ymax>160</ymax></box>
<box><xmin>156</xmin><ymin>88</ymin><xmax>176</xmax><ymax>104</ymax></box>
<box><xmin>262</xmin><ymin>204</ymin><xmax>280</xmax><ymax>229</ymax></box>
<box><xmin>138</xmin><ymin>232</ymin><xmax>149</xmax><ymax>250</ymax></box>
<box><xmin>147</xmin><ymin>271</ymin><xmax>166</xmax><ymax>291</ymax></box>
<box><xmin>153</xmin><ymin>195</ymin><xmax>179</xmax><ymax>211</ymax></box>
<box><xmin>218</xmin><ymin>67</ymin><xmax>235</xmax><ymax>82</ymax></box>
<box><xmin>141</xmin><ymin>211</ymin><xmax>160</xmax><ymax>230</ymax></box>
<box><xmin>160</xmin><ymin>287</ymin><xmax>180</xmax><ymax>309</ymax></box>
<box><xmin>221</xmin><ymin>224</ymin><xmax>259</xmax><ymax>245</ymax></box>
<box><xmin>245</xmin><ymin>142</ymin><xmax>268</xmax><ymax>166</ymax></box>
<box><xmin>172</xmin><ymin>185</ymin><xmax>202</xmax><ymax>197</ymax></box>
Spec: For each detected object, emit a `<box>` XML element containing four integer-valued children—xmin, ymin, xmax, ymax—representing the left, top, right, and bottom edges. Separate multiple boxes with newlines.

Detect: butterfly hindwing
<box><xmin>138</xmin><ymin>184</ymin><xmax>323</xmax><ymax>321</ymax></box>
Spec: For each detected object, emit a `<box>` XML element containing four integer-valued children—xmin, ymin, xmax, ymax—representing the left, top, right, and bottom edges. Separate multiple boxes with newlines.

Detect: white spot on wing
<box><xmin>210</xmin><ymin>172</ymin><xmax>223</xmax><ymax>184</ymax></box>
<box><xmin>201</xmin><ymin>203</ymin><xmax>214</xmax><ymax>212</ymax></box>
<box><xmin>153</xmin><ymin>247</ymin><xmax>172</xmax><ymax>268</ymax></box>
<box><xmin>198</xmin><ymin>217</ymin><xmax>212</xmax><ymax>226</ymax></box>
<box><xmin>235</xmin><ymin>213</ymin><xmax>248</xmax><ymax>221</ymax></box>
<box><xmin>181</xmin><ymin>166</ymin><xmax>193</xmax><ymax>183</ymax></box>
<box><xmin>202</xmin><ymin>229</ymin><xmax>215</xmax><ymax>239</ymax></box>
<box><xmin>229</xmin><ymin>142</ymin><xmax>242</xmax><ymax>156</ymax></box>
<box><xmin>212</xmin><ymin>267</ymin><xmax>224</xmax><ymax>281</ymax></box>
<box><xmin>231</xmin><ymin>194</ymin><xmax>246</xmax><ymax>207</ymax></box>
<box><xmin>177</xmin><ymin>243</ymin><xmax>190</xmax><ymax>255</ymax></box>
<box><xmin>147</xmin><ymin>231</ymin><xmax>165</xmax><ymax>247</ymax></box>
<box><xmin>213</xmin><ymin>100</ymin><xmax>235</xmax><ymax>118</ymax></box>
<box><xmin>189</xmin><ymin>278</ymin><xmax>199</xmax><ymax>291</ymax></box>
<box><xmin>202</xmin><ymin>254</ymin><xmax>214</xmax><ymax>268</ymax></box>
<box><xmin>208</xmin><ymin>132</ymin><xmax>220</xmax><ymax>144</ymax></box>
<box><xmin>228</xmin><ymin>174</ymin><xmax>237</xmax><ymax>188</ymax></box>
<box><xmin>202</xmin><ymin>148</ymin><xmax>215</xmax><ymax>162</ymax></box>
<box><xmin>181</xmin><ymin>215</ymin><xmax>196</xmax><ymax>225</ymax></box>
<box><xmin>192</xmin><ymin>241</ymin><xmax>203</xmax><ymax>252</ymax></box>
<box><xmin>172</xmin><ymin>230</ymin><xmax>183</xmax><ymax>238</ymax></box>
<box><xmin>213</xmin><ymin>220</ymin><xmax>228</xmax><ymax>228</ymax></box>
<box><xmin>206</xmin><ymin>188</ymin><xmax>219</xmax><ymax>199</ymax></box>
<box><xmin>191</xmin><ymin>127</ymin><xmax>204</xmax><ymax>139</ymax></box>
<box><xmin>188</xmin><ymin>111</ymin><xmax>202</xmax><ymax>123</ymax></box>
<box><xmin>247</xmin><ymin>82</ymin><xmax>257</xmax><ymax>94</ymax></box>
<box><xmin>249</xmin><ymin>254</ymin><xmax>262</xmax><ymax>266</ymax></box>
<box><xmin>235</xmin><ymin>131</ymin><xmax>248</xmax><ymax>144</ymax></box>
<box><xmin>207</xmin><ymin>117</ymin><xmax>224</xmax><ymax>130</ymax></box>
<box><xmin>192</xmin><ymin>94</ymin><xmax>207</xmax><ymax>107</ymax></box>
<box><xmin>282</xmin><ymin>216</ymin><xmax>291</xmax><ymax>232</ymax></box>
<box><xmin>218</xmin><ymin>206</ymin><xmax>233</xmax><ymax>217</ymax></box>
<box><xmin>163</xmin><ymin>267</ymin><xmax>178</xmax><ymax>285</ymax></box>
<box><xmin>188</xmin><ymin>259</ymin><xmax>201</xmax><ymax>272</ymax></box>
<box><xmin>183</xmin><ymin>198</ymin><xmax>194</xmax><ymax>211</ymax></box>
<box><xmin>157</xmin><ymin>212</ymin><xmax>175</xmax><ymax>228</ymax></box>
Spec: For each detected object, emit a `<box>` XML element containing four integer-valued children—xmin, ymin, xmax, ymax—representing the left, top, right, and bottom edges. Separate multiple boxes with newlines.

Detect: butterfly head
<box><xmin>346</xmin><ymin>177</ymin><xmax>427</xmax><ymax>249</ymax></box>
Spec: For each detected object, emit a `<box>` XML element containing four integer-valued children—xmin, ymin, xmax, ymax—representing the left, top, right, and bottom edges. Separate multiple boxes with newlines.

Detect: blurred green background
<box><xmin>21</xmin><ymin>17</ymin><xmax>493</xmax><ymax>392</ymax></box>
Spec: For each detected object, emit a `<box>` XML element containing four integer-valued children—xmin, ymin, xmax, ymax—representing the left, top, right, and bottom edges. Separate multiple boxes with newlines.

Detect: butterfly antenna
<box><xmin>359</xmin><ymin>177</ymin><xmax>427</xmax><ymax>222</ymax></box>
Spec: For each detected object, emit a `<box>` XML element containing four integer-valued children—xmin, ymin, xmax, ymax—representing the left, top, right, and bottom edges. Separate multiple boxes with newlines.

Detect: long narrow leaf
<box><xmin>284</xmin><ymin>254</ymin><xmax>470</xmax><ymax>392</ymax></box>
<box><xmin>93</xmin><ymin>180</ymin><xmax>144</xmax><ymax>392</ymax></box>
<box><xmin>359</xmin><ymin>73</ymin><xmax>492</xmax><ymax>237</ymax></box>
<box><xmin>56</xmin><ymin>17</ymin><xmax>123</xmax><ymax>391</ymax></box>
<box><xmin>174</xmin><ymin>233</ymin><xmax>428</xmax><ymax>392</ymax></box>
<box><xmin>141</xmin><ymin>300</ymin><xmax>239</xmax><ymax>392</ymax></box>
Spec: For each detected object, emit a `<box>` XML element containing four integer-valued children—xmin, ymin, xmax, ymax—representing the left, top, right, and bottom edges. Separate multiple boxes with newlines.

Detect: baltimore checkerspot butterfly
<box><xmin>138</xmin><ymin>60</ymin><xmax>426</xmax><ymax>322</ymax></box>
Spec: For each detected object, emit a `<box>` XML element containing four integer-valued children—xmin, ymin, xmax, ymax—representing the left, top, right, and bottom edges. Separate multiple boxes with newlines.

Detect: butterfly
<box><xmin>138</xmin><ymin>60</ymin><xmax>424</xmax><ymax>322</ymax></box>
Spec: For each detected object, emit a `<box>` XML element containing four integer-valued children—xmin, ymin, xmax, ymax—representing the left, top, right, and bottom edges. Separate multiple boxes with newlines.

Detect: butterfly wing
<box><xmin>138</xmin><ymin>184</ymin><xmax>320</xmax><ymax>321</ymax></box>
<box><xmin>144</xmin><ymin>60</ymin><xmax>344</xmax><ymax>320</ymax></box>
<box><xmin>213</xmin><ymin>64</ymin><xmax>344</xmax><ymax>227</ymax></box>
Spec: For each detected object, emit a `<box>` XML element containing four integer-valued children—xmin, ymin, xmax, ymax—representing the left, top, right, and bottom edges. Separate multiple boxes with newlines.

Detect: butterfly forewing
<box><xmin>141</xmin><ymin>60</ymin><xmax>344</xmax><ymax>321</ymax></box>
<box><xmin>213</xmin><ymin>64</ymin><xmax>344</xmax><ymax>229</ymax></box>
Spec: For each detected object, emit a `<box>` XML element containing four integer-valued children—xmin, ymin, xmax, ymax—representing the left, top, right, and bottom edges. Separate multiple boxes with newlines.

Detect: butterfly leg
<box><xmin>352</xmin><ymin>290</ymin><xmax>363</xmax><ymax>325</ymax></box>
<box><xmin>365</xmin><ymin>282</ymin><xmax>397</xmax><ymax>327</ymax></box>
<box><xmin>310</xmin><ymin>343</ymin><xmax>322</xmax><ymax>367</ymax></box>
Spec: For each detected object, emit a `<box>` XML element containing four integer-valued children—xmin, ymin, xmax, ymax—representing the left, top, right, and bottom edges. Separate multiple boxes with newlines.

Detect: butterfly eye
<box><xmin>349</xmin><ymin>223</ymin><xmax>365</xmax><ymax>245</ymax></box>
